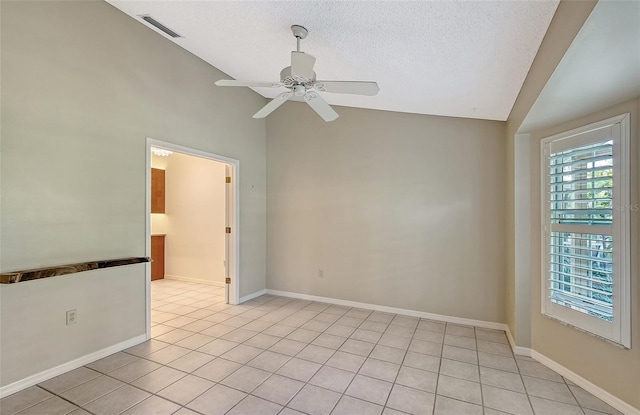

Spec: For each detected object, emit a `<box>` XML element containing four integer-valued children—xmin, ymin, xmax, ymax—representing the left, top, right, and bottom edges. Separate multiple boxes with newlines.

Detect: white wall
<box><xmin>151</xmin><ymin>152</ymin><xmax>226</xmax><ymax>284</ymax></box>
<box><xmin>0</xmin><ymin>1</ymin><xmax>266</xmax><ymax>389</ymax></box>
<box><xmin>267</xmin><ymin>103</ymin><xmax>506</xmax><ymax>323</ymax></box>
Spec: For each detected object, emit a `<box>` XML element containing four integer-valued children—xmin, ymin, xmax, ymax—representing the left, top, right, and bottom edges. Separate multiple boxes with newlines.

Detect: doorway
<box><xmin>145</xmin><ymin>138</ymin><xmax>239</xmax><ymax>339</ymax></box>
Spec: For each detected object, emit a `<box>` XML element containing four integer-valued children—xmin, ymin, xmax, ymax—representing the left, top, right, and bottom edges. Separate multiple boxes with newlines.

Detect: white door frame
<box><xmin>145</xmin><ymin>137</ymin><xmax>240</xmax><ymax>339</ymax></box>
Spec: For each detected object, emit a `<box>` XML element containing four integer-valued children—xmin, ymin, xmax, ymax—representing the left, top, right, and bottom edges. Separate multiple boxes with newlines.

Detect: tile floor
<box><xmin>0</xmin><ymin>279</ymin><xmax>624</xmax><ymax>415</ymax></box>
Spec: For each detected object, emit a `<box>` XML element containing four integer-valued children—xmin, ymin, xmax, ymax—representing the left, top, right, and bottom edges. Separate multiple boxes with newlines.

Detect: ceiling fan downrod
<box><xmin>291</xmin><ymin>24</ymin><xmax>308</xmax><ymax>52</ymax></box>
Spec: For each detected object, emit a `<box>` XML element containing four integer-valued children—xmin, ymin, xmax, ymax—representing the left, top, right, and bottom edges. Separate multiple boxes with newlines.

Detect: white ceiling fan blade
<box><xmin>304</xmin><ymin>92</ymin><xmax>339</xmax><ymax>122</ymax></box>
<box><xmin>290</xmin><ymin>51</ymin><xmax>316</xmax><ymax>79</ymax></box>
<box><xmin>314</xmin><ymin>81</ymin><xmax>380</xmax><ymax>96</ymax></box>
<box><xmin>253</xmin><ymin>92</ymin><xmax>293</xmax><ymax>118</ymax></box>
<box><xmin>216</xmin><ymin>80</ymin><xmax>282</xmax><ymax>88</ymax></box>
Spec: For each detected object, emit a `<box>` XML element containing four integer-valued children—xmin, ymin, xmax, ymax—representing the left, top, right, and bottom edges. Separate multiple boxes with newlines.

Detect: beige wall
<box><xmin>504</xmin><ymin>0</ymin><xmax>598</xmax><ymax>345</ymax></box>
<box><xmin>504</xmin><ymin>1</ymin><xmax>639</xmax><ymax>407</ymax></box>
<box><xmin>3</xmin><ymin>0</ymin><xmax>635</xmax><ymax>407</ymax></box>
<box><xmin>152</xmin><ymin>152</ymin><xmax>226</xmax><ymax>284</ymax></box>
<box><xmin>527</xmin><ymin>98</ymin><xmax>640</xmax><ymax>409</ymax></box>
<box><xmin>267</xmin><ymin>103</ymin><xmax>506</xmax><ymax>323</ymax></box>
<box><xmin>0</xmin><ymin>0</ymin><xmax>266</xmax><ymax>388</ymax></box>
<box><xmin>0</xmin><ymin>268</ymin><xmax>145</xmax><ymax>388</ymax></box>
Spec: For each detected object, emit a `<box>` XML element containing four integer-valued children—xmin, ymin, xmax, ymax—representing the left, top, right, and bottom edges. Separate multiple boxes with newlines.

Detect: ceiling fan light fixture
<box><xmin>150</xmin><ymin>147</ymin><xmax>174</xmax><ymax>157</ymax></box>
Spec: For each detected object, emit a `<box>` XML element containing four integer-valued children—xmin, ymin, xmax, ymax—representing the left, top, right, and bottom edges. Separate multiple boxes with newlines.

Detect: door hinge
<box><xmin>225</xmin><ymin>227</ymin><xmax>231</xmax><ymax>234</ymax></box>
<box><xmin>225</xmin><ymin>277</ymin><xmax>231</xmax><ymax>284</ymax></box>
<box><xmin>226</xmin><ymin>176</ymin><xmax>231</xmax><ymax>183</ymax></box>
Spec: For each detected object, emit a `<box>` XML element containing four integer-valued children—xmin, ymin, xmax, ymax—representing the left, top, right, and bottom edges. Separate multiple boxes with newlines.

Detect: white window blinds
<box><xmin>541</xmin><ymin>114</ymin><xmax>630</xmax><ymax>347</ymax></box>
<box><xmin>548</xmin><ymin>140</ymin><xmax>614</xmax><ymax>321</ymax></box>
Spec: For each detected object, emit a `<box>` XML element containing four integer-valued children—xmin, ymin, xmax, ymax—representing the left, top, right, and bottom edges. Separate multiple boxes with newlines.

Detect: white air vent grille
<box><xmin>139</xmin><ymin>15</ymin><xmax>181</xmax><ymax>38</ymax></box>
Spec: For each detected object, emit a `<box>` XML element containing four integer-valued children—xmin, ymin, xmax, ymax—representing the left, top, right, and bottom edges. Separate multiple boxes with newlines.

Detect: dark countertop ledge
<box><xmin>0</xmin><ymin>257</ymin><xmax>150</xmax><ymax>284</ymax></box>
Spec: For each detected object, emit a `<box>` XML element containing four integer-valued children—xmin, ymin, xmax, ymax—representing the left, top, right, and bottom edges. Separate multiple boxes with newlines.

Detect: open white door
<box><xmin>224</xmin><ymin>164</ymin><xmax>231</xmax><ymax>304</ymax></box>
<box><xmin>145</xmin><ymin>137</ymin><xmax>240</xmax><ymax>337</ymax></box>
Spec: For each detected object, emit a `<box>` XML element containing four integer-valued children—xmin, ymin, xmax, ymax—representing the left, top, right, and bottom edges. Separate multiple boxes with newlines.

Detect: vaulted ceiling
<box><xmin>107</xmin><ymin>1</ymin><xmax>559</xmax><ymax>121</ymax></box>
<box><xmin>520</xmin><ymin>0</ymin><xmax>640</xmax><ymax>133</ymax></box>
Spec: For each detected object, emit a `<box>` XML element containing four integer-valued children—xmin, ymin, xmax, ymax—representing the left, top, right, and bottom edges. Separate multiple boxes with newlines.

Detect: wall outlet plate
<box><xmin>66</xmin><ymin>309</ymin><xmax>77</xmax><ymax>325</ymax></box>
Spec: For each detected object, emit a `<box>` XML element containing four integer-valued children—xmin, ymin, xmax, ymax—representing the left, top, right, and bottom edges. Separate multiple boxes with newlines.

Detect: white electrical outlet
<box><xmin>318</xmin><ymin>269</ymin><xmax>324</xmax><ymax>278</ymax></box>
<box><xmin>66</xmin><ymin>309</ymin><xmax>78</xmax><ymax>325</ymax></box>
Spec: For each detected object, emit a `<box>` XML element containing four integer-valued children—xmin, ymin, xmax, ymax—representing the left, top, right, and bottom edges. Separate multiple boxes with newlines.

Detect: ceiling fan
<box><xmin>215</xmin><ymin>25</ymin><xmax>379</xmax><ymax>122</ymax></box>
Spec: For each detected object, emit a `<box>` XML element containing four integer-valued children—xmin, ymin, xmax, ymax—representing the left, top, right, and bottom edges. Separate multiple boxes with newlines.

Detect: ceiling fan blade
<box><xmin>253</xmin><ymin>92</ymin><xmax>293</xmax><ymax>119</ymax></box>
<box><xmin>290</xmin><ymin>51</ymin><xmax>316</xmax><ymax>79</ymax></box>
<box><xmin>215</xmin><ymin>80</ymin><xmax>283</xmax><ymax>88</ymax></box>
<box><xmin>304</xmin><ymin>92</ymin><xmax>339</xmax><ymax>122</ymax></box>
<box><xmin>314</xmin><ymin>81</ymin><xmax>380</xmax><ymax>96</ymax></box>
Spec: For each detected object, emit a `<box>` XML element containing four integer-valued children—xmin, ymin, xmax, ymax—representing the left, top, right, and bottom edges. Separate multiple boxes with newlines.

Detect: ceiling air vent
<box><xmin>138</xmin><ymin>15</ymin><xmax>182</xmax><ymax>38</ymax></box>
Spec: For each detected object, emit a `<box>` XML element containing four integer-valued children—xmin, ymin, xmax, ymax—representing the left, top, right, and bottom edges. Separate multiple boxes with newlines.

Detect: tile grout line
<box><xmin>512</xmin><ymin>346</ymin><xmax>537</xmax><ymax>415</ymax></box>
<box><xmin>562</xmin><ymin>373</ymin><xmax>588</xmax><ymax>414</ymax></box>
<box><xmin>156</xmin><ymin>284</ymin><xmax>530</xmax><ymax>414</ymax></box>
<box><xmin>154</xmin><ymin>282</ymin><xmax>364</xmax><ymax>410</ymax></box>
<box><xmin>106</xmin><ymin>284</ymin><xmax>224</xmax><ymax>414</ymax></box>
<box><xmin>334</xmin><ymin>311</ymin><xmax>408</xmax><ymax>413</ymax></box>
<box><xmin>382</xmin><ymin>315</ymin><xmax>421</xmax><ymax>415</ymax></box>
<box><xmin>281</xmin><ymin>304</ymin><xmax>371</xmax><ymax>414</ymax></box>
<box><xmin>203</xmin><ymin>296</ymin><xmax>345</xmax><ymax>413</ymax></box>
<box><xmin>473</xmin><ymin>326</ymin><xmax>485</xmax><ymax>413</ymax></box>
<box><xmin>149</xmin><ymin>295</ymin><xmax>536</xmax><ymax>413</ymax></box>
<box><xmin>151</xmin><ymin>283</ymin><xmax>622</xmax><ymax>414</ymax></box>
<box><xmin>162</xmin><ymin>294</ymin><xmax>314</xmax><ymax>412</ymax></box>
<box><xmin>7</xmin><ymin>281</ymin><xmax>617</xmax><ymax>415</ymax></box>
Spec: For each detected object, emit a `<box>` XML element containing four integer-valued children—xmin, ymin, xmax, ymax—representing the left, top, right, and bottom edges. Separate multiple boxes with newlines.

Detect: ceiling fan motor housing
<box><xmin>279</xmin><ymin>66</ymin><xmax>316</xmax><ymax>87</ymax></box>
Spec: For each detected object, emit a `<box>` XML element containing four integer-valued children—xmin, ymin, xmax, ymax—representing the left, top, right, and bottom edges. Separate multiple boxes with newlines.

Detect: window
<box><xmin>541</xmin><ymin>114</ymin><xmax>630</xmax><ymax>347</ymax></box>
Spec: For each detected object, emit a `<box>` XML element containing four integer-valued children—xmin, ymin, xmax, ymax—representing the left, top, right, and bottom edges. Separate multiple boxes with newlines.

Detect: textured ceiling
<box><xmin>107</xmin><ymin>0</ymin><xmax>559</xmax><ymax>121</ymax></box>
<box><xmin>520</xmin><ymin>0</ymin><xmax>640</xmax><ymax>133</ymax></box>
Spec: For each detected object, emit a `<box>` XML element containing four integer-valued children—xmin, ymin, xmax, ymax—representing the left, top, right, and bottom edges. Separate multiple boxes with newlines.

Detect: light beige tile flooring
<box><xmin>0</xmin><ymin>279</ymin><xmax>624</xmax><ymax>415</ymax></box>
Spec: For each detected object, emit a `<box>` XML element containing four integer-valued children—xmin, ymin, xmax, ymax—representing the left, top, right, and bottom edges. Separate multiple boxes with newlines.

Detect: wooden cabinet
<box><xmin>151</xmin><ymin>168</ymin><xmax>165</xmax><ymax>213</ymax></box>
<box><xmin>151</xmin><ymin>235</ymin><xmax>165</xmax><ymax>281</ymax></box>
<box><xmin>151</xmin><ymin>168</ymin><xmax>166</xmax><ymax>280</ymax></box>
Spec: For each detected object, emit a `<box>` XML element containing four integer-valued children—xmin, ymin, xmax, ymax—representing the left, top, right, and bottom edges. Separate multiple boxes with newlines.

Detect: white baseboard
<box><xmin>240</xmin><ymin>289</ymin><xmax>267</xmax><ymax>303</ymax></box>
<box><xmin>505</xmin><ymin>327</ymin><xmax>638</xmax><ymax>414</ymax></box>
<box><xmin>266</xmin><ymin>289</ymin><xmax>636</xmax><ymax>412</ymax></box>
<box><xmin>265</xmin><ymin>289</ymin><xmax>507</xmax><ymax>331</ymax></box>
<box><xmin>505</xmin><ymin>326</ymin><xmax>532</xmax><ymax>357</ymax></box>
<box><xmin>0</xmin><ymin>334</ymin><xmax>147</xmax><ymax>399</ymax></box>
<box><xmin>164</xmin><ymin>275</ymin><xmax>225</xmax><ymax>287</ymax></box>
<box><xmin>530</xmin><ymin>350</ymin><xmax>639</xmax><ymax>415</ymax></box>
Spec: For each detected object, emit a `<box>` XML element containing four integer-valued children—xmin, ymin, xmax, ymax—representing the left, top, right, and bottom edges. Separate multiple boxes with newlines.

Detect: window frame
<box><xmin>540</xmin><ymin>113</ymin><xmax>631</xmax><ymax>348</ymax></box>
